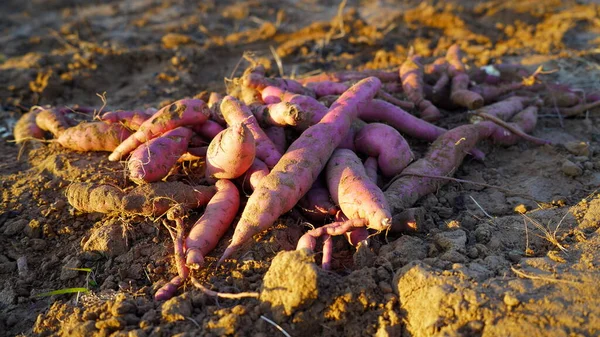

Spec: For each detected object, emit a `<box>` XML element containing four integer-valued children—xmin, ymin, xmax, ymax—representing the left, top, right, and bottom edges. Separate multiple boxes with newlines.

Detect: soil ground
<box><xmin>1</xmin><ymin>0</ymin><xmax>600</xmax><ymax>336</ymax></box>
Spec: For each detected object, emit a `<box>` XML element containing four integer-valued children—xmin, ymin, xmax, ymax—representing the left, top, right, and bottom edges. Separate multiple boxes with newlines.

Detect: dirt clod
<box><xmin>160</xmin><ymin>293</ymin><xmax>192</xmax><ymax>322</ymax></box>
<box><xmin>260</xmin><ymin>249</ymin><xmax>319</xmax><ymax>316</ymax></box>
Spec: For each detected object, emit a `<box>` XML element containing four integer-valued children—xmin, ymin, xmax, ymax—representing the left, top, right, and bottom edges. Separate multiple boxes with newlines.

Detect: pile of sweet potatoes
<box><xmin>13</xmin><ymin>44</ymin><xmax>597</xmax><ymax>300</ymax></box>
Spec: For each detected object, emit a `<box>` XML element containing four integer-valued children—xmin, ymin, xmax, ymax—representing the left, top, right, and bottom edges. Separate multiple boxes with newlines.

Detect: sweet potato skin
<box><xmin>109</xmin><ymin>99</ymin><xmax>210</xmax><ymax>161</ymax></box>
<box><xmin>56</xmin><ymin>122</ymin><xmax>133</xmax><ymax>152</ymax></box>
<box><xmin>100</xmin><ymin>110</ymin><xmax>153</xmax><ymax>130</ymax></box>
<box><xmin>185</xmin><ymin>179</ymin><xmax>240</xmax><ymax>269</ymax></box>
<box><xmin>35</xmin><ymin>108</ymin><xmax>72</xmax><ymax>137</ymax></box>
<box><xmin>220</xmin><ymin>96</ymin><xmax>282</xmax><ymax>168</ymax></box>
<box><xmin>14</xmin><ymin>109</ymin><xmax>45</xmax><ymax>143</ymax></box>
<box><xmin>128</xmin><ymin>127</ymin><xmax>192</xmax><ymax>184</ymax></box>
<box><xmin>326</xmin><ymin>148</ymin><xmax>391</xmax><ymax>230</ymax></box>
<box><xmin>354</xmin><ymin>123</ymin><xmax>413</xmax><ymax>177</ymax></box>
<box><xmin>400</xmin><ymin>56</ymin><xmax>441</xmax><ymax>121</ymax></box>
<box><xmin>66</xmin><ymin>182</ymin><xmax>125</xmax><ymax>214</ymax></box>
<box><xmin>384</xmin><ymin>124</ymin><xmax>493</xmax><ymax>216</ymax></box>
<box><xmin>122</xmin><ymin>182</ymin><xmax>216</xmax><ymax>216</ymax></box>
<box><xmin>206</xmin><ymin>123</ymin><xmax>256</xmax><ymax>179</ymax></box>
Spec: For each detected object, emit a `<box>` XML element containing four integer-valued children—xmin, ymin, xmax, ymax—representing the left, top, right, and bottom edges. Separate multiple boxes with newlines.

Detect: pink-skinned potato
<box><xmin>56</xmin><ymin>122</ymin><xmax>132</xmax><ymax>152</ymax></box>
<box><xmin>185</xmin><ymin>179</ymin><xmax>240</xmax><ymax>269</ymax></box>
<box><xmin>128</xmin><ymin>127</ymin><xmax>192</xmax><ymax>184</ymax></box>
<box><xmin>354</xmin><ymin>123</ymin><xmax>413</xmax><ymax>177</ymax></box>
<box><xmin>206</xmin><ymin>123</ymin><xmax>256</xmax><ymax>180</ymax></box>
<box><xmin>109</xmin><ymin>99</ymin><xmax>210</xmax><ymax>161</ymax></box>
<box><xmin>326</xmin><ymin>148</ymin><xmax>392</xmax><ymax>230</ymax></box>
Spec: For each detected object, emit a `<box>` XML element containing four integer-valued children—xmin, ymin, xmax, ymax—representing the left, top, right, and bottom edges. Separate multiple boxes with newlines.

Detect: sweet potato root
<box><xmin>67</xmin><ymin>181</ymin><xmax>216</xmax><ymax>217</ymax></box>
<box><xmin>220</xmin><ymin>77</ymin><xmax>382</xmax><ymax>262</ymax></box>
<box><xmin>298</xmin><ymin>176</ymin><xmax>338</xmax><ymax>222</ymax></box>
<box><xmin>35</xmin><ymin>108</ymin><xmax>72</xmax><ymax>137</ymax></box>
<box><xmin>128</xmin><ymin>127</ymin><xmax>193</xmax><ymax>184</ymax></box>
<box><xmin>220</xmin><ymin>96</ymin><xmax>282</xmax><ymax>168</ymax></box>
<box><xmin>354</xmin><ymin>123</ymin><xmax>413</xmax><ymax>177</ymax></box>
<box><xmin>205</xmin><ymin>123</ymin><xmax>256</xmax><ymax>180</ymax></box>
<box><xmin>109</xmin><ymin>99</ymin><xmax>210</xmax><ymax>161</ymax></box>
<box><xmin>100</xmin><ymin>110</ymin><xmax>153</xmax><ymax>130</ymax></box>
<box><xmin>13</xmin><ymin>109</ymin><xmax>45</xmax><ymax>144</ymax></box>
<box><xmin>237</xmin><ymin>158</ymin><xmax>269</xmax><ymax>191</ymax></box>
<box><xmin>400</xmin><ymin>55</ymin><xmax>441</xmax><ymax>121</ymax></box>
<box><xmin>384</xmin><ymin>124</ymin><xmax>493</xmax><ymax>216</ymax></box>
<box><xmin>360</xmin><ymin>99</ymin><xmax>447</xmax><ymax>142</ymax></box>
<box><xmin>56</xmin><ymin>122</ymin><xmax>132</xmax><ymax>152</ymax></box>
<box><xmin>66</xmin><ymin>183</ymin><xmax>125</xmax><ymax>214</ymax></box>
<box><xmin>185</xmin><ymin>179</ymin><xmax>240</xmax><ymax>269</ymax></box>
<box><xmin>122</xmin><ymin>182</ymin><xmax>216</xmax><ymax>216</ymax></box>
<box><xmin>446</xmin><ymin>44</ymin><xmax>484</xmax><ymax>110</ymax></box>
<box><xmin>326</xmin><ymin>148</ymin><xmax>391</xmax><ymax>230</ymax></box>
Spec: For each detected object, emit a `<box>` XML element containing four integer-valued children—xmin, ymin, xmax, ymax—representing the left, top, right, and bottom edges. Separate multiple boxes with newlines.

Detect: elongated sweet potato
<box><xmin>384</xmin><ymin>124</ymin><xmax>493</xmax><ymax>216</ymax></box>
<box><xmin>264</xmin><ymin>126</ymin><xmax>287</xmax><ymax>154</ymax></box>
<box><xmin>35</xmin><ymin>108</ymin><xmax>72</xmax><ymax>137</ymax></box>
<box><xmin>122</xmin><ymin>182</ymin><xmax>216</xmax><ymax>216</ymax></box>
<box><xmin>446</xmin><ymin>44</ymin><xmax>484</xmax><ymax>110</ymax></box>
<box><xmin>56</xmin><ymin>122</ymin><xmax>132</xmax><ymax>152</ymax></box>
<box><xmin>185</xmin><ymin>179</ymin><xmax>240</xmax><ymax>269</ymax></box>
<box><xmin>219</xmin><ymin>77</ymin><xmax>382</xmax><ymax>262</ymax></box>
<box><xmin>206</xmin><ymin>123</ymin><xmax>255</xmax><ymax>179</ymax></box>
<box><xmin>488</xmin><ymin>105</ymin><xmax>539</xmax><ymax>145</ymax></box>
<box><xmin>243</xmin><ymin>73</ymin><xmax>315</xmax><ymax>97</ymax></box>
<box><xmin>305</xmin><ymin>81</ymin><xmax>350</xmax><ymax>97</ymax></box>
<box><xmin>109</xmin><ymin>99</ymin><xmax>210</xmax><ymax>161</ymax></box>
<box><xmin>66</xmin><ymin>182</ymin><xmax>125</xmax><ymax>214</ymax></box>
<box><xmin>128</xmin><ymin>127</ymin><xmax>193</xmax><ymax>184</ymax></box>
<box><xmin>220</xmin><ymin>96</ymin><xmax>282</xmax><ymax>168</ymax></box>
<box><xmin>400</xmin><ymin>55</ymin><xmax>441</xmax><ymax>121</ymax></box>
<box><xmin>191</xmin><ymin>120</ymin><xmax>225</xmax><ymax>140</ymax></box>
<box><xmin>360</xmin><ymin>99</ymin><xmax>446</xmax><ymax>142</ymax></box>
<box><xmin>297</xmin><ymin>70</ymin><xmax>398</xmax><ymax>84</ymax></box>
<box><xmin>237</xmin><ymin>158</ymin><xmax>269</xmax><ymax>191</ymax></box>
<box><xmin>13</xmin><ymin>109</ymin><xmax>45</xmax><ymax>144</ymax></box>
<box><xmin>298</xmin><ymin>175</ymin><xmax>338</xmax><ymax>222</ymax></box>
<box><xmin>354</xmin><ymin>123</ymin><xmax>413</xmax><ymax>177</ymax></box>
<box><xmin>470</xmin><ymin>96</ymin><xmax>532</xmax><ymax>122</ymax></box>
<box><xmin>326</xmin><ymin>148</ymin><xmax>391</xmax><ymax>229</ymax></box>
<box><xmin>100</xmin><ymin>110</ymin><xmax>153</xmax><ymax>130</ymax></box>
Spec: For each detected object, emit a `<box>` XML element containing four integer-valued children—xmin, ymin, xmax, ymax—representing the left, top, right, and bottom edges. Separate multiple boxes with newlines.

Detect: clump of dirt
<box><xmin>2</xmin><ymin>1</ymin><xmax>600</xmax><ymax>337</ymax></box>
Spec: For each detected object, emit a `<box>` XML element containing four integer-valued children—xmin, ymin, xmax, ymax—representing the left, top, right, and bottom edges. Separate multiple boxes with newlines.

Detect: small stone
<box><xmin>507</xmin><ymin>250</ymin><xmax>522</xmax><ymax>263</ymax></box>
<box><xmin>561</xmin><ymin>160</ymin><xmax>583</xmax><ymax>177</ymax></box>
<box><xmin>503</xmin><ymin>293</ymin><xmax>520</xmax><ymax>307</ymax></box>
<box><xmin>0</xmin><ymin>262</ymin><xmax>16</xmax><ymax>274</ymax></box>
<box><xmin>4</xmin><ymin>218</ymin><xmax>27</xmax><ymax>236</ymax></box>
<box><xmin>128</xmin><ymin>329</ymin><xmax>148</xmax><ymax>337</ymax></box>
<box><xmin>378</xmin><ymin>281</ymin><xmax>393</xmax><ymax>294</ymax></box>
<box><xmin>584</xmin><ymin>161</ymin><xmax>594</xmax><ymax>170</ymax></box>
<box><xmin>467</xmin><ymin>247</ymin><xmax>479</xmax><ymax>259</ymax></box>
<box><xmin>30</xmin><ymin>239</ymin><xmax>47</xmax><ymax>251</ymax></box>
<box><xmin>60</xmin><ymin>256</ymin><xmax>82</xmax><ymax>280</ymax></box>
<box><xmin>24</xmin><ymin>220</ymin><xmax>42</xmax><ymax>238</ymax></box>
<box><xmin>52</xmin><ymin>200</ymin><xmax>66</xmax><ymax>211</ymax></box>
<box><xmin>564</xmin><ymin>141</ymin><xmax>589</xmax><ymax>157</ymax></box>
<box><xmin>161</xmin><ymin>294</ymin><xmax>192</xmax><ymax>322</ymax></box>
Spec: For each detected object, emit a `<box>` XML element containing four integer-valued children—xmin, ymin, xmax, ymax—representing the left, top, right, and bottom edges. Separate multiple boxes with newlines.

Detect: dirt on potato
<box><xmin>2</xmin><ymin>0</ymin><xmax>600</xmax><ymax>336</ymax></box>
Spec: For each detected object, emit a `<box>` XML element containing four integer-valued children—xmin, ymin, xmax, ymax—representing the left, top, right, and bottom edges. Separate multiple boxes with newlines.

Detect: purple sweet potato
<box><xmin>354</xmin><ymin>123</ymin><xmax>413</xmax><ymax>177</ymax></box>
<box><xmin>128</xmin><ymin>127</ymin><xmax>193</xmax><ymax>184</ymax></box>
<box><xmin>326</xmin><ymin>148</ymin><xmax>391</xmax><ymax>230</ymax></box>
<box><xmin>205</xmin><ymin>123</ymin><xmax>256</xmax><ymax>180</ymax></box>
<box><xmin>56</xmin><ymin>122</ymin><xmax>132</xmax><ymax>152</ymax></box>
<box><xmin>185</xmin><ymin>179</ymin><xmax>240</xmax><ymax>269</ymax></box>
<box><xmin>109</xmin><ymin>99</ymin><xmax>210</xmax><ymax>161</ymax></box>
<box><xmin>13</xmin><ymin>109</ymin><xmax>45</xmax><ymax>144</ymax></box>
<box><xmin>220</xmin><ymin>96</ymin><xmax>282</xmax><ymax>168</ymax></box>
<box><xmin>220</xmin><ymin>77</ymin><xmax>382</xmax><ymax>262</ymax></box>
<box><xmin>400</xmin><ymin>55</ymin><xmax>441</xmax><ymax>121</ymax></box>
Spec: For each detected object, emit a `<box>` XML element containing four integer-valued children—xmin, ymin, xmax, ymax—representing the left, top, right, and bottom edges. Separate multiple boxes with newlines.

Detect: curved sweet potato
<box><xmin>56</xmin><ymin>122</ymin><xmax>132</xmax><ymax>152</ymax></box>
